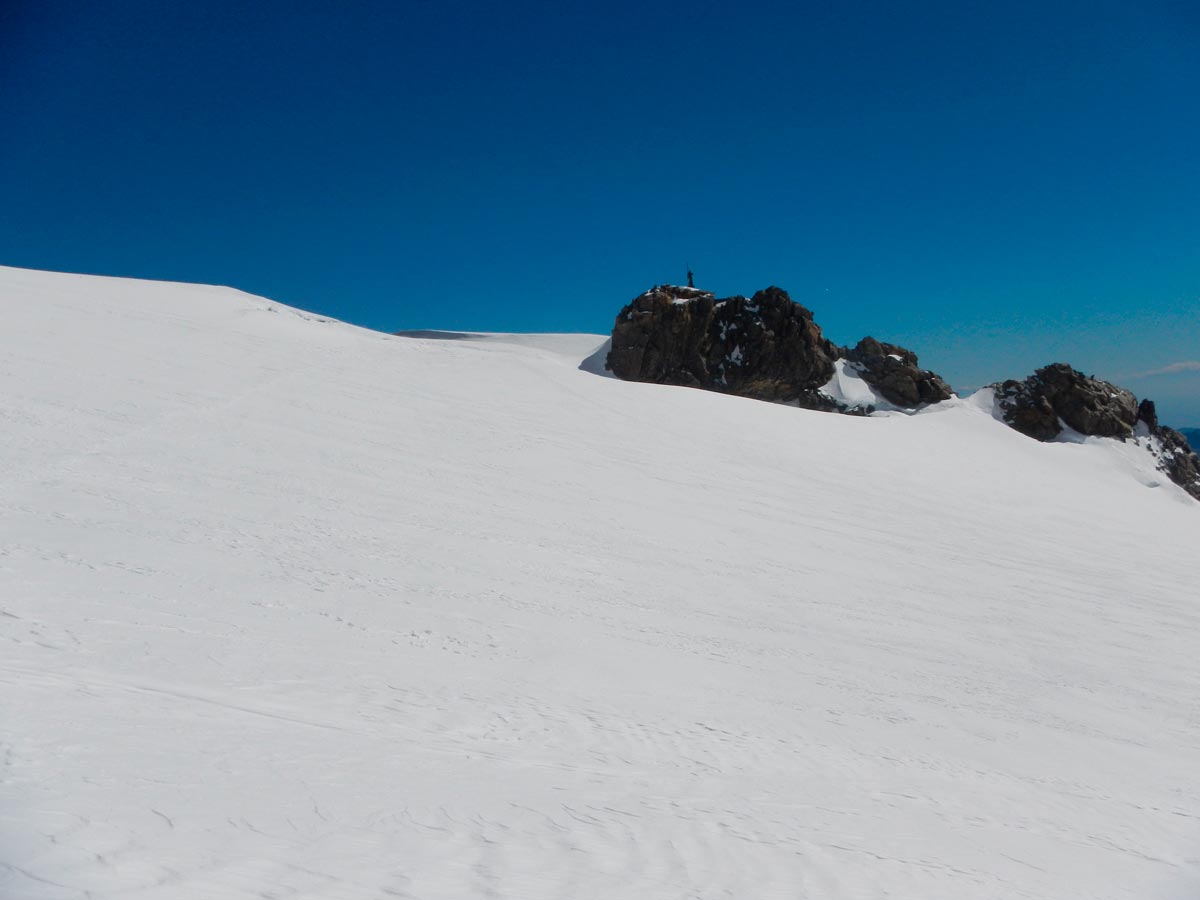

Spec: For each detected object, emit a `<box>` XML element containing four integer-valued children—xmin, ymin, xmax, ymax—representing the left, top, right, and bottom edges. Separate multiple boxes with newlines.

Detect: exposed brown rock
<box><xmin>993</xmin><ymin>364</ymin><xmax>1139</xmax><ymax>440</ymax></box>
<box><xmin>1153</xmin><ymin>424</ymin><xmax>1200</xmax><ymax>501</ymax></box>
<box><xmin>606</xmin><ymin>285</ymin><xmax>840</xmax><ymax>409</ymax></box>
<box><xmin>845</xmin><ymin>337</ymin><xmax>954</xmax><ymax>407</ymax></box>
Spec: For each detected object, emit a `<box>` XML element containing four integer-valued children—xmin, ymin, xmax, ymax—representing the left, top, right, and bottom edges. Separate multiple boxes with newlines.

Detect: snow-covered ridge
<box><xmin>2</xmin><ymin>266</ymin><xmax>1198</xmax><ymax>900</ymax></box>
<box><xmin>612</xmin><ymin>284</ymin><xmax>1200</xmax><ymax>499</ymax></box>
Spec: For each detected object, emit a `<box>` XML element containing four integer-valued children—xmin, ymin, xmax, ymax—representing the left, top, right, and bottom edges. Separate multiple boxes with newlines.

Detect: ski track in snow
<box><xmin>1</xmin><ymin>266</ymin><xmax>1199</xmax><ymax>899</ymax></box>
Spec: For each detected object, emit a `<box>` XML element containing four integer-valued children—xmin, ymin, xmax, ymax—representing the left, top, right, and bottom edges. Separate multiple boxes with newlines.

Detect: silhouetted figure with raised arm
<box><xmin>686</xmin><ymin>267</ymin><xmax>695</xmax><ymax>288</ymax></box>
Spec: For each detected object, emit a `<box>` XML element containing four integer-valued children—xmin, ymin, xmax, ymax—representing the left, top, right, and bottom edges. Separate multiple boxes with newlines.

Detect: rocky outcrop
<box><xmin>844</xmin><ymin>337</ymin><xmax>954</xmax><ymax>407</ymax></box>
<box><xmin>606</xmin><ymin>285</ymin><xmax>841</xmax><ymax>408</ymax></box>
<box><xmin>991</xmin><ymin>365</ymin><xmax>1200</xmax><ymax>500</ymax></box>
<box><xmin>604</xmin><ymin>283</ymin><xmax>1199</xmax><ymax>500</ymax></box>
<box><xmin>606</xmin><ymin>284</ymin><xmax>953</xmax><ymax>413</ymax></box>
<box><xmin>605</xmin><ymin>283</ymin><xmax>1200</xmax><ymax>500</ymax></box>
<box><xmin>1157</xmin><ymin>429</ymin><xmax>1200</xmax><ymax>499</ymax></box>
<box><xmin>992</xmin><ymin>364</ymin><xmax>1140</xmax><ymax>441</ymax></box>
<box><xmin>1141</xmin><ymin>402</ymin><xmax>1200</xmax><ymax>500</ymax></box>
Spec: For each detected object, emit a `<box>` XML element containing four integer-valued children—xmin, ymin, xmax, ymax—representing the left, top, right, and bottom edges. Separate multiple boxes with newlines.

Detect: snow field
<box><xmin>1</xmin><ymin>266</ymin><xmax>1198</xmax><ymax>899</ymax></box>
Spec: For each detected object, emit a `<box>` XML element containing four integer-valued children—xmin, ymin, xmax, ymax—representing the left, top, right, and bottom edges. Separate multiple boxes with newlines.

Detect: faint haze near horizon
<box><xmin>1</xmin><ymin>0</ymin><xmax>1197</xmax><ymax>422</ymax></box>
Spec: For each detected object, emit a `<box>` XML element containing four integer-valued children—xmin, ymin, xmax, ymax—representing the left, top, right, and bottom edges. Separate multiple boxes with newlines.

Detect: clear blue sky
<box><xmin>3</xmin><ymin>0</ymin><xmax>1198</xmax><ymax>423</ymax></box>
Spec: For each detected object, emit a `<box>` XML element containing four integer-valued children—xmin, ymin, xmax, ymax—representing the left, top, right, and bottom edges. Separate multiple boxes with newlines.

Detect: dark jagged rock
<box><xmin>991</xmin><ymin>365</ymin><xmax>1200</xmax><ymax>500</ymax></box>
<box><xmin>1153</xmin><ymin>421</ymin><xmax>1200</xmax><ymax>501</ymax></box>
<box><xmin>1137</xmin><ymin>398</ymin><xmax>1159</xmax><ymax>431</ymax></box>
<box><xmin>605</xmin><ymin>284</ymin><xmax>954</xmax><ymax>414</ymax></box>
<box><xmin>606</xmin><ymin>285</ymin><xmax>840</xmax><ymax>408</ymax></box>
<box><xmin>844</xmin><ymin>337</ymin><xmax>954</xmax><ymax>407</ymax></box>
<box><xmin>993</xmin><ymin>364</ymin><xmax>1139</xmax><ymax>441</ymax></box>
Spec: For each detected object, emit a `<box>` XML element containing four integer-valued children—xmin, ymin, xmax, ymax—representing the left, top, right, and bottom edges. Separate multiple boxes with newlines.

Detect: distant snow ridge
<box><xmin>606</xmin><ymin>283</ymin><xmax>1200</xmax><ymax>502</ymax></box>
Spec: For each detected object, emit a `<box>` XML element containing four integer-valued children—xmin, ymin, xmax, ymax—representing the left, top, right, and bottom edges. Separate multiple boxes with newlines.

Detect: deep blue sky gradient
<box><xmin>3</xmin><ymin>0</ymin><xmax>1198</xmax><ymax>421</ymax></box>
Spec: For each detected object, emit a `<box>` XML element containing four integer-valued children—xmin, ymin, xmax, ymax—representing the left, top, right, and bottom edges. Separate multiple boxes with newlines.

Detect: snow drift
<box><xmin>2</xmin><ymin>265</ymin><xmax>1198</xmax><ymax>900</ymax></box>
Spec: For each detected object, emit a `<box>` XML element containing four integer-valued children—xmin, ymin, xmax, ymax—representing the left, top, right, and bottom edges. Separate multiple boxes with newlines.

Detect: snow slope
<box><xmin>2</xmin><ymin>265</ymin><xmax>1198</xmax><ymax>900</ymax></box>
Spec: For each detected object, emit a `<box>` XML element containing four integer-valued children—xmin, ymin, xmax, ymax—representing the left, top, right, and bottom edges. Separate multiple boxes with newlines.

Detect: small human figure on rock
<box><xmin>687</xmin><ymin>268</ymin><xmax>695</xmax><ymax>288</ymax></box>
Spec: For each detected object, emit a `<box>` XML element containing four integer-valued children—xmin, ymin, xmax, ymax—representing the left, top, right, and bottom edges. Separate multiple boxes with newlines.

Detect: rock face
<box><xmin>992</xmin><ymin>365</ymin><xmax>1200</xmax><ymax>500</ymax></box>
<box><xmin>1160</xmin><ymin>432</ymin><xmax>1200</xmax><ymax>498</ymax></box>
<box><xmin>844</xmin><ymin>337</ymin><xmax>954</xmax><ymax>407</ymax></box>
<box><xmin>606</xmin><ymin>284</ymin><xmax>953</xmax><ymax>413</ymax></box>
<box><xmin>1147</xmin><ymin>409</ymin><xmax>1200</xmax><ymax>501</ymax></box>
<box><xmin>993</xmin><ymin>364</ymin><xmax>1140</xmax><ymax>441</ymax></box>
<box><xmin>606</xmin><ymin>285</ymin><xmax>841</xmax><ymax>408</ymax></box>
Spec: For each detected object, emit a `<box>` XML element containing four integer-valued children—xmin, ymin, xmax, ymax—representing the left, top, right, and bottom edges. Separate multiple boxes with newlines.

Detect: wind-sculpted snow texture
<box><xmin>2</xmin><ymin>265</ymin><xmax>1199</xmax><ymax>900</ymax></box>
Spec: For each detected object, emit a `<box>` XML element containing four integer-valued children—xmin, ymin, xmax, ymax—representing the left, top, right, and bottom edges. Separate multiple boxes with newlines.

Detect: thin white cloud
<box><xmin>1127</xmin><ymin>361</ymin><xmax>1200</xmax><ymax>379</ymax></box>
